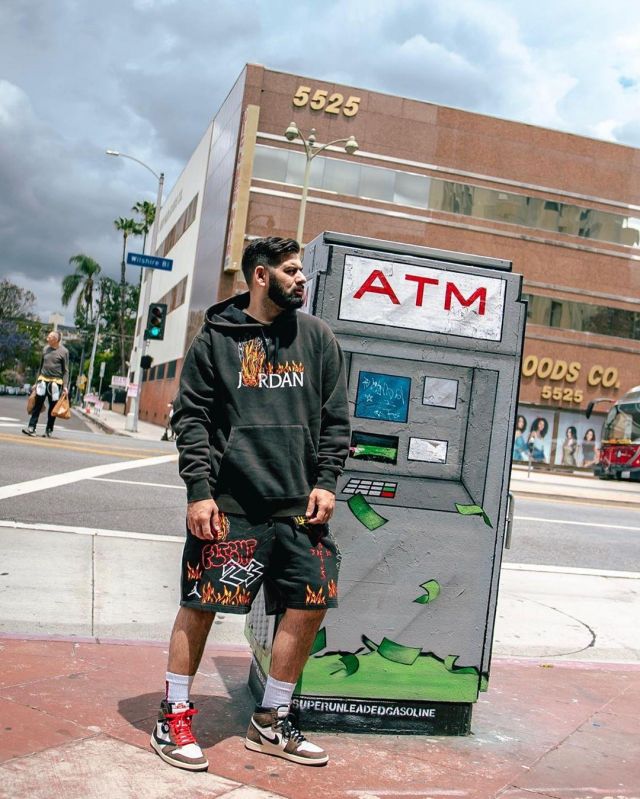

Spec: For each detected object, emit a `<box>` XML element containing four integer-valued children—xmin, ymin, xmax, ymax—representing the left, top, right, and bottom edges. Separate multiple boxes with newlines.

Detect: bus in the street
<box><xmin>586</xmin><ymin>385</ymin><xmax>640</xmax><ymax>481</ymax></box>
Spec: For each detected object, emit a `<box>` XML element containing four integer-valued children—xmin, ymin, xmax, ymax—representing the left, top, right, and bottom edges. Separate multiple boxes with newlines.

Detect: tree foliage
<box><xmin>132</xmin><ymin>200</ymin><xmax>156</xmax><ymax>253</ymax></box>
<box><xmin>90</xmin><ymin>277</ymin><xmax>139</xmax><ymax>387</ymax></box>
<box><xmin>114</xmin><ymin>216</ymin><xmax>143</xmax><ymax>373</ymax></box>
<box><xmin>0</xmin><ymin>278</ymin><xmax>36</xmax><ymax>320</ymax></box>
<box><xmin>61</xmin><ymin>254</ymin><xmax>102</xmax><ymax>327</ymax></box>
<box><xmin>0</xmin><ymin>279</ymin><xmax>41</xmax><ymax>377</ymax></box>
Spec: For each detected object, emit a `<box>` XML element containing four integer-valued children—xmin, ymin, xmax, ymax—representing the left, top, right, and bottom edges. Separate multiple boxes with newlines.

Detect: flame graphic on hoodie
<box><xmin>238</xmin><ymin>337</ymin><xmax>305</xmax><ymax>388</ymax></box>
<box><xmin>274</xmin><ymin>361</ymin><xmax>304</xmax><ymax>374</ymax></box>
<box><xmin>239</xmin><ymin>338</ymin><xmax>266</xmax><ymax>387</ymax></box>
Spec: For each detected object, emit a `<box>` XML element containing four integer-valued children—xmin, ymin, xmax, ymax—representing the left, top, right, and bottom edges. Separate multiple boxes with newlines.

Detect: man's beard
<box><xmin>267</xmin><ymin>275</ymin><xmax>304</xmax><ymax>310</ymax></box>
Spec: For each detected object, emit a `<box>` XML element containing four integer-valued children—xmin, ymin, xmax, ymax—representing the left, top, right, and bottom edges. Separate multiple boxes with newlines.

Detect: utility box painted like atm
<box><xmin>246</xmin><ymin>232</ymin><xmax>526</xmax><ymax>735</ymax></box>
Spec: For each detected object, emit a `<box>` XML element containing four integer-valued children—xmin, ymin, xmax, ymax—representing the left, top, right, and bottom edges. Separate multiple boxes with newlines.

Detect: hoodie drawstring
<box><xmin>259</xmin><ymin>327</ymin><xmax>279</xmax><ymax>372</ymax></box>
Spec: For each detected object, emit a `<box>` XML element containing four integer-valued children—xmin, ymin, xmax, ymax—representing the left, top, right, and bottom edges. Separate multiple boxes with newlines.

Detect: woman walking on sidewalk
<box><xmin>22</xmin><ymin>330</ymin><xmax>69</xmax><ymax>438</ymax></box>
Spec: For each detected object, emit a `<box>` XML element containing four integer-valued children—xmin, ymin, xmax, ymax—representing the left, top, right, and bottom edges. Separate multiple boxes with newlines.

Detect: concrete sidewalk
<box><xmin>510</xmin><ymin>465</ymin><xmax>640</xmax><ymax>507</ymax></box>
<box><xmin>1</xmin><ymin>519</ymin><xmax>639</xmax><ymax>796</ymax></box>
<box><xmin>75</xmin><ymin>405</ymin><xmax>167</xmax><ymax>442</ymax></box>
<box><xmin>1</xmin><ymin>509</ymin><xmax>638</xmax><ymax>796</ymax></box>
<box><xmin>1</xmin><ymin>636</ymin><xmax>638</xmax><ymax>799</ymax></box>
<box><xmin>2</xmin><ymin>520</ymin><xmax>638</xmax><ymax>662</ymax></box>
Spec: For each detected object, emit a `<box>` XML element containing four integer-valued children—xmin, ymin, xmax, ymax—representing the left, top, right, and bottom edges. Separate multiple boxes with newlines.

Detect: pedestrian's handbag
<box><xmin>26</xmin><ymin>387</ymin><xmax>37</xmax><ymax>414</ymax></box>
<box><xmin>51</xmin><ymin>394</ymin><xmax>71</xmax><ymax>420</ymax></box>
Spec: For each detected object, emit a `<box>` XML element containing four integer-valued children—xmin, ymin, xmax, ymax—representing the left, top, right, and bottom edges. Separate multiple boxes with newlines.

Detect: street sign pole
<box><xmin>97</xmin><ymin>360</ymin><xmax>106</xmax><ymax>399</ymax></box>
<box><xmin>125</xmin><ymin>171</ymin><xmax>164</xmax><ymax>433</ymax></box>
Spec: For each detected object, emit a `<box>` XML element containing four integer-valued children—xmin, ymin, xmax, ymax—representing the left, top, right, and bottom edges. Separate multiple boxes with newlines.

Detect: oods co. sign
<box><xmin>521</xmin><ymin>354</ymin><xmax>621</xmax><ymax>405</ymax></box>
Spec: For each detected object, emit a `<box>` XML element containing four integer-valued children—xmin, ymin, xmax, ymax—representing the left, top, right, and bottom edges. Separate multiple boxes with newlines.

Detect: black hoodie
<box><xmin>171</xmin><ymin>293</ymin><xmax>350</xmax><ymax>519</ymax></box>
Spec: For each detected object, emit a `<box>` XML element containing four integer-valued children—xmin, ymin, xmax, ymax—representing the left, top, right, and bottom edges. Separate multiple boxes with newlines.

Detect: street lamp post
<box><xmin>106</xmin><ymin>149</ymin><xmax>164</xmax><ymax>433</ymax></box>
<box><xmin>283</xmin><ymin>123</ymin><xmax>358</xmax><ymax>246</ymax></box>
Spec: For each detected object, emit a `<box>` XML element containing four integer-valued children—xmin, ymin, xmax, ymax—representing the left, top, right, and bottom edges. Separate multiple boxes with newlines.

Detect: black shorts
<box><xmin>180</xmin><ymin>513</ymin><xmax>341</xmax><ymax>615</ymax></box>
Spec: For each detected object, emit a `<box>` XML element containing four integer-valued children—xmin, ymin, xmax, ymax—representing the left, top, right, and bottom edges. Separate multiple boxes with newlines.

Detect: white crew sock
<box><xmin>261</xmin><ymin>675</ymin><xmax>296</xmax><ymax>711</ymax></box>
<box><xmin>165</xmin><ymin>671</ymin><xmax>193</xmax><ymax>705</ymax></box>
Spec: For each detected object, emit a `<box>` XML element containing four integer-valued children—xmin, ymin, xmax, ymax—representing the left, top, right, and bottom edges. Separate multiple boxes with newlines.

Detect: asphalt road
<box><xmin>502</xmin><ymin>496</ymin><xmax>640</xmax><ymax>571</ymax></box>
<box><xmin>1</xmin><ymin>394</ymin><xmax>638</xmax><ymax>572</ymax></box>
<box><xmin>0</xmin><ymin>395</ymin><xmax>182</xmax><ymax>534</ymax></box>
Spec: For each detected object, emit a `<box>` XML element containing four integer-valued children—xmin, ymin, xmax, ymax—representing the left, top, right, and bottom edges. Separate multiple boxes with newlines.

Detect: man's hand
<box><xmin>305</xmin><ymin>488</ymin><xmax>335</xmax><ymax>525</ymax></box>
<box><xmin>187</xmin><ymin>498</ymin><xmax>221</xmax><ymax>540</ymax></box>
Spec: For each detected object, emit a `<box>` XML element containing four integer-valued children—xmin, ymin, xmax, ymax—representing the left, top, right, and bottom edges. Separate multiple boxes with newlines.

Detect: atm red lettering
<box><xmin>353</xmin><ymin>270</ymin><xmax>400</xmax><ymax>304</ymax></box>
<box><xmin>444</xmin><ymin>283</ymin><xmax>487</xmax><ymax>315</ymax></box>
<box><xmin>405</xmin><ymin>274</ymin><xmax>439</xmax><ymax>306</ymax></box>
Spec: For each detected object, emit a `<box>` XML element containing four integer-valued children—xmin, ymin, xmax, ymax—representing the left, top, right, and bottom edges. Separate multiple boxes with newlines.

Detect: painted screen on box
<box><xmin>355</xmin><ymin>371</ymin><xmax>411</xmax><ymax>423</ymax></box>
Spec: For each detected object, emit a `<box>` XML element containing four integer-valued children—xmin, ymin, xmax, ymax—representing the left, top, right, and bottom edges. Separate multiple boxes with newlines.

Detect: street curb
<box><xmin>73</xmin><ymin>408</ymin><xmax>130</xmax><ymax>437</ymax></box>
<box><xmin>510</xmin><ymin>489</ymin><xmax>640</xmax><ymax>509</ymax></box>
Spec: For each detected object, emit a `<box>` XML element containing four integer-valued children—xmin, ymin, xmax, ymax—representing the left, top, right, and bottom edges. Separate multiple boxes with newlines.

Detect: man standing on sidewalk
<box><xmin>150</xmin><ymin>237</ymin><xmax>350</xmax><ymax>772</ymax></box>
<box><xmin>22</xmin><ymin>330</ymin><xmax>69</xmax><ymax>438</ymax></box>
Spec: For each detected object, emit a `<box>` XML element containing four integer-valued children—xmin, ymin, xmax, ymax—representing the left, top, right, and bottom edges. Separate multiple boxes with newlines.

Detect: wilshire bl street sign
<box><xmin>127</xmin><ymin>252</ymin><xmax>173</xmax><ymax>271</ymax></box>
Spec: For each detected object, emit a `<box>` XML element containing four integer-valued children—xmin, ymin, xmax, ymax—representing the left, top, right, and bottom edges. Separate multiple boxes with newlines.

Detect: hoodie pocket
<box><xmin>218</xmin><ymin>425</ymin><xmax>317</xmax><ymax>500</ymax></box>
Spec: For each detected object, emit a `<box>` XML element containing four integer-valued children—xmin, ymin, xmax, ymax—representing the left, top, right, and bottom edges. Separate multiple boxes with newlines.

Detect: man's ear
<box><xmin>254</xmin><ymin>265</ymin><xmax>268</xmax><ymax>288</ymax></box>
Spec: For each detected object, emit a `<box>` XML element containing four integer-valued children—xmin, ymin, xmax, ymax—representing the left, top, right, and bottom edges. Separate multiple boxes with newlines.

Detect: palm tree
<box><xmin>132</xmin><ymin>200</ymin><xmax>156</xmax><ymax>255</ymax></box>
<box><xmin>113</xmin><ymin>217</ymin><xmax>143</xmax><ymax>375</ymax></box>
<box><xmin>61</xmin><ymin>255</ymin><xmax>101</xmax><ymax>401</ymax></box>
<box><xmin>61</xmin><ymin>254</ymin><xmax>102</xmax><ymax>325</ymax></box>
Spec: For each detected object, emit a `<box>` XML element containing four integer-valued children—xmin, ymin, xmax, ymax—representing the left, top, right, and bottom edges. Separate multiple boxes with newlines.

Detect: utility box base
<box><xmin>248</xmin><ymin>658</ymin><xmax>472</xmax><ymax>735</ymax></box>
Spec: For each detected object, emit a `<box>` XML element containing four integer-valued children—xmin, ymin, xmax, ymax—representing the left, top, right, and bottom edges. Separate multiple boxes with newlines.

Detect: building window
<box><xmin>167</xmin><ymin>360</ymin><xmax>177</xmax><ymax>379</ymax></box>
<box><xmin>550</xmin><ymin>300</ymin><xmax>564</xmax><ymax>328</ymax></box>
<box><xmin>394</xmin><ymin>170</ymin><xmax>429</xmax><ymax>207</ymax></box>
<box><xmin>156</xmin><ymin>194</ymin><xmax>199</xmax><ymax>257</ymax></box>
<box><xmin>254</xmin><ymin>146</ymin><xmax>288</xmax><ymax>182</ymax></box>
<box><xmin>522</xmin><ymin>293</ymin><xmax>640</xmax><ymax>340</ymax></box>
<box><xmin>252</xmin><ymin>145</ymin><xmax>640</xmax><ymax>250</ymax></box>
<box><xmin>155</xmin><ymin>363</ymin><xmax>166</xmax><ymax>380</ymax></box>
<box><xmin>157</xmin><ymin>276</ymin><xmax>188</xmax><ymax>314</ymax></box>
<box><xmin>149</xmin><ymin>367</ymin><xmax>156</xmax><ymax>381</ymax></box>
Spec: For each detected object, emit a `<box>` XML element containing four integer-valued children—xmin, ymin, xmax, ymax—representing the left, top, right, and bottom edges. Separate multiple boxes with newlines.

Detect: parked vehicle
<box><xmin>586</xmin><ymin>385</ymin><xmax>640</xmax><ymax>481</ymax></box>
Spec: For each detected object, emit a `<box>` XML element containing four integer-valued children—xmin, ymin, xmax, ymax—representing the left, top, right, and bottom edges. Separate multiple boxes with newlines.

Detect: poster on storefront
<box><xmin>553</xmin><ymin>409</ymin><xmax>601</xmax><ymax>468</ymax></box>
<box><xmin>512</xmin><ymin>407</ymin><xmax>554</xmax><ymax>464</ymax></box>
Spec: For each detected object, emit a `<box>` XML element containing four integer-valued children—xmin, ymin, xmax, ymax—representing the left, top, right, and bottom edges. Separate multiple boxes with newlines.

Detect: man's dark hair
<box><xmin>241</xmin><ymin>237</ymin><xmax>300</xmax><ymax>284</ymax></box>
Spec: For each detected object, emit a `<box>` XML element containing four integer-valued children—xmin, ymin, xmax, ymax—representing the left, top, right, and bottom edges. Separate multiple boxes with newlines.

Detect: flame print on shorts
<box><xmin>239</xmin><ymin>338</ymin><xmax>267</xmax><ymax>387</ymax></box>
<box><xmin>201</xmin><ymin>582</ymin><xmax>251</xmax><ymax>606</ymax></box>
<box><xmin>186</xmin><ymin>562</ymin><xmax>202</xmax><ymax>581</ymax></box>
<box><xmin>305</xmin><ymin>585</ymin><xmax>326</xmax><ymax>605</ymax></box>
<box><xmin>327</xmin><ymin>579</ymin><xmax>338</xmax><ymax>599</ymax></box>
<box><xmin>217</xmin><ymin>512</ymin><xmax>230</xmax><ymax>542</ymax></box>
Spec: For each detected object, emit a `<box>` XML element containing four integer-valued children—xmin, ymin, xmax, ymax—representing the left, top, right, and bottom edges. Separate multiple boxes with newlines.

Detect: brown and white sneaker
<box><xmin>150</xmin><ymin>700</ymin><xmax>208</xmax><ymax>771</ymax></box>
<box><xmin>245</xmin><ymin>705</ymin><xmax>328</xmax><ymax>766</ymax></box>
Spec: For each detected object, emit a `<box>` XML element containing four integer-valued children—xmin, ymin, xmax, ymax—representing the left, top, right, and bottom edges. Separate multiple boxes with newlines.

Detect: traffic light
<box><xmin>144</xmin><ymin>303</ymin><xmax>167</xmax><ymax>341</ymax></box>
<box><xmin>140</xmin><ymin>355</ymin><xmax>154</xmax><ymax>370</ymax></box>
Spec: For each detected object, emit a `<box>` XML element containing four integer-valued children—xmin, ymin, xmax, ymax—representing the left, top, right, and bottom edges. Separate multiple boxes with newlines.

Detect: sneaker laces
<box><xmin>275</xmin><ymin>714</ymin><xmax>306</xmax><ymax>745</ymax></box>
<box><xmin>166</xmin><ymin>707</ymin><xmax>199</xmax><ymax>747</ymax></box>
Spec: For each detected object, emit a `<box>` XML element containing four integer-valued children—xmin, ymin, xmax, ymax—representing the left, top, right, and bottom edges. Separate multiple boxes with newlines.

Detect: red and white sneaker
<box><xmin>150</xmin><ymin>700</ymin><xmax>208</xmax><ymax>771</ymax></box>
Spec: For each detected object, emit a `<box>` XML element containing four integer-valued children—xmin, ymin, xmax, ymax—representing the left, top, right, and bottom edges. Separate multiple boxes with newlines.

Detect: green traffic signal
<box><xmin>144</xmin><ymin>303</ymin><xmax>167</xmax><ymax>341</ymax></box>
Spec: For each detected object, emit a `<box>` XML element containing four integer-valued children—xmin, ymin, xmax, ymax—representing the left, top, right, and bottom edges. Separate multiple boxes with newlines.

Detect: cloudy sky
<box><xmin>1</xmin><ymin>0</ymin><xmax>639</xmax><ymax>321</ymax></box>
